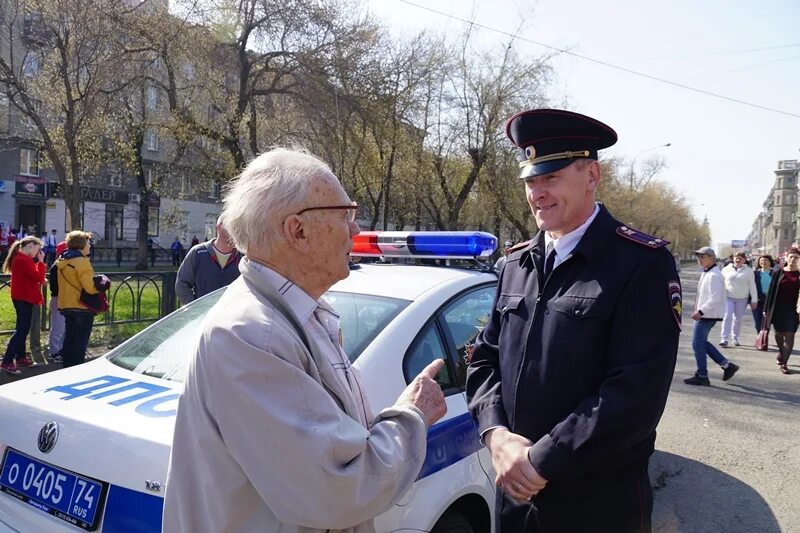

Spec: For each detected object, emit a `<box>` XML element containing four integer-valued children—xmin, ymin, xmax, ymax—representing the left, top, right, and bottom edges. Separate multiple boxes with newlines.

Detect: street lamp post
<box><xmin>628</xmin><ymin>142</ymin><xmax>672</xmax><ymax>221</ymax></box>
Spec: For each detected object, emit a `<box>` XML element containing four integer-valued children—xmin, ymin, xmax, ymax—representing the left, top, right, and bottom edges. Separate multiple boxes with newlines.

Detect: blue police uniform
<box><xmin>466</xmin><ymin>109</ymin><xmax>681</xmax><ymax>532</ymax></box>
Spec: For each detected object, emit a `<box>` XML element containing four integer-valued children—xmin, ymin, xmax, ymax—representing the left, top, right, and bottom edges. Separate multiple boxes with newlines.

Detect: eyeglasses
<box><xmin>296</xmin><ymin>203</ymin><xmax>358</xmax><ymax>223</ymax></box>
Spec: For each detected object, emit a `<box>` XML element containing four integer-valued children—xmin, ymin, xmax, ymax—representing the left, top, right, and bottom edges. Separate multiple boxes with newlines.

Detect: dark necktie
<box><xmin>544</xmin><ymin>242</ymin><xmax>556</xmax><ymax>279</ymax></box>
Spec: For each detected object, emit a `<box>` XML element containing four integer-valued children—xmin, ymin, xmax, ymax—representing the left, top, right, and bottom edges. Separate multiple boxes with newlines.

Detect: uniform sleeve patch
<box><xmin>616</xmin><ymin>226</ymin><xmax>671</xmax><ymax>248</ymax></box>
<box><xmin>669</xmin><ymin>280</ymin><xmax>682</xmax><ymax>330</ymax></box>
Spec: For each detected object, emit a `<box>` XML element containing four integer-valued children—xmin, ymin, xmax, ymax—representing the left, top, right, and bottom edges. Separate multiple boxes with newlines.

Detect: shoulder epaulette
<box><xmin>616</xmin><ymin>225</ymin><xmax>670</xmax><ymax>248</ymax></box>
<box><xmin>507</xmin><ymin>240</ymin><xmax>532</xmax><ymax>253</ymax></box>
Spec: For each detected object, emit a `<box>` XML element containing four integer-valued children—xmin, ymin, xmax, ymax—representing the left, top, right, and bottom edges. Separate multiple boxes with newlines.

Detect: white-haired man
<box><xmin>175</xmin><ymin>215</ymin><xmax>243</xmax><ymax>304</ymax></box>
<box><xmin>163</xmin><ymin>148</ymin><xmax>447</xmax><ymax>533</ymax></box>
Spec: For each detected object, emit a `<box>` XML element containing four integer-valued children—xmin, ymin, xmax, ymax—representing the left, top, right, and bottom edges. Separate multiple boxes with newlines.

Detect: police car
<box><xmin>0</xmin><ymin>231</ymin><xmax>500</xmax><ymax>533</ymax></box>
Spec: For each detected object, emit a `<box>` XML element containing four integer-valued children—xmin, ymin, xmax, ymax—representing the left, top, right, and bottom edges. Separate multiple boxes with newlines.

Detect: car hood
<box><xmin>0</xmin><ymin>357</ymin><xmax>180</xmax><ymax>493</ymax></box>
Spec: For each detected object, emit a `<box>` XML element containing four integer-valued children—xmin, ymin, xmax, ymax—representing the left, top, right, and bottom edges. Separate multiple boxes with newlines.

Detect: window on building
<box><xmin>784</xmin><ymin>229</ymin><xmax>790</xmax><ymax>239</ymax></box>
<box><xmin>105</xmin><ymin>204</ymin><xmax>124</xmax><ymax>241</ymax></box>
<box><xmin>148</xmin><ymin>208</ymin><xmax>159</xmax><ymax>236</ymax></box>
<box><xmin>146</xmin><ymin>86</ymin><xmax>158</xmax><ymax>110</ymax></box>
<box><xmin>145</xmin><ymin>168</ymin><xmax>155</xmax><ymax>189</ymax></box>
<box><xmin>109</xmin><ymin>174</ymin><xmax>122</xmax><ymax>187</ymax></box>
<box><xmin>776</xmin><ymin>194</ymin><xmax>781</xmax><ymax>205</ymax></box>
<box><xmin>145</xmin><ymin>130</ymin><xmax>159</xmax><ymax>151</ymax></box>
<box><xmin>19</xmin><ymin>148</ymin><xmax>39</xmax><ymax>176</ymax></box>
<box><xmin>22</xmin><ymin>53</ymin><xmax>40</xmax><ymax>76</ymax></box>
<box><xmin>786</xmin><ymin>212</ymin><xmax>792</xmax><ymax>223</ymax></box>
<box><xmin>205</xmin><ymin>213</ymin><xmax>217</xmax><ymax>240</ymax></box>
<box><xmin>181</xmin><ymin>175</ymin><xmax>192</xmax><ymax>197</ymax></box>
<box><xmin>183</xmin><ymin>62</ymin><xmax>194</xmax><ymax>80</ymax></box>
<box><xmin>210</xmin><ymin>180</ymin><xmax>221</xmax><ymax>199</ymax></box>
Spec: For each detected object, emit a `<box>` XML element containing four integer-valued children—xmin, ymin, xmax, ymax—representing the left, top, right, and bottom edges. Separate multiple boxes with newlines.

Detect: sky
<box><xmin>363</xmin><ymin>0</ymin><xmax>800</xmax><ymax>249</ymax></box>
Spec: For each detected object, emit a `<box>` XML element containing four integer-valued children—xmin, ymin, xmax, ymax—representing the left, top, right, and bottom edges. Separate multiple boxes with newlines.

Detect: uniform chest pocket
<box><xmin>550</xmin><ymin>296</ymin><xmax>606</xmax><ymax>320</ymax></box>
<box><xmin>496</xmin><ymin>294</ymin><xmax>526</xmax><ymax>318</ymax></box>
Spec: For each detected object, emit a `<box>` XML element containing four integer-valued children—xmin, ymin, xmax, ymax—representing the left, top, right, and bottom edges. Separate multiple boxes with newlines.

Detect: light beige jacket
<box><xmin>163</xmin><ymin>259</ymin><xmax>428</xmax><ymax>532</ymax></box>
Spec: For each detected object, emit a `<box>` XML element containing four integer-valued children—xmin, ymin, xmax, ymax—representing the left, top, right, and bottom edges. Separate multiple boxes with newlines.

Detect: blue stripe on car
<box><xmin>418</xmin><ymin>412</ymin><xmax>482</xmax><ymax>480</ymax></box>
<box><xmin>102</xmin><ymin>485</ymin><xmax>163</xmax><ymax>532</ymax></box>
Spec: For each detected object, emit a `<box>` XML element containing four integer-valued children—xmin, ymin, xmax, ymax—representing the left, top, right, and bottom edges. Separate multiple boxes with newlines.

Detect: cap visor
<box><xmin>519</xmin><ymin>158</ymin><xmax>578</xmax><ymax>180</ymax></box>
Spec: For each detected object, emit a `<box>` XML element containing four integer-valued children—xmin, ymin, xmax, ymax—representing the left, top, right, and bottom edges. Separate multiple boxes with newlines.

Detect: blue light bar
<box><xmin>352</xmin><ymin>231</ymin><xmax>497</xmax><ymax>259</ymax></box>
<box><xmin>409</xmin><ymin>232</ymin><xmax>497</xmax><ymax>258</ymax></box>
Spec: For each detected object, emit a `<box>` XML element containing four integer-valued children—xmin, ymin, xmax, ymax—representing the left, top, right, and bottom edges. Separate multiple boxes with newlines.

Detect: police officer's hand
<box><xmin>485</xmin><ymin>427</ymin><xmax>547</xmax><ymax>502</ymax></box>
<box><xmin>396</xmin><ymin>359</ymin><xmax>447</xmax><ymax>426</ymax></box>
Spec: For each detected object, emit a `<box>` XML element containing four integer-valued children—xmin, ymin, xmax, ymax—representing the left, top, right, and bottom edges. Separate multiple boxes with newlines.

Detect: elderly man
<box><xmin>175</xmin><ymin>216</ymin><xmax>243</xmax><ymax>304</ymax></box>
<box><xmin>163</xmin><ymin>148</ymin><xmax>447</xmax><ymax>533</ymax></box>
<box><xmin>467</xmin><ymin>109</ymin><xmax>680</xmax><ymax>532</ymax></box>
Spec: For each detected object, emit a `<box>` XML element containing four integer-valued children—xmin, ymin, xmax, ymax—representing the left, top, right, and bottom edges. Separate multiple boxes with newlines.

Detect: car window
<box><xmin>403</xmin><ymin>322</ymin><xmax>459</xmax><ymax>394</ymax></box>
<box><xmin>440</xmin><ymin>285</ymin><xmax>496</xmax><ymax>388</ymax></box>
<box><xmin>322</xmin><ymin>292</ymin><xmax>410</xmax><ymax>362</ymax></box>
<box><xmin>108</xmin><ymin>289</ymin><xmax>409</xmax><ymax>381</ymax></box>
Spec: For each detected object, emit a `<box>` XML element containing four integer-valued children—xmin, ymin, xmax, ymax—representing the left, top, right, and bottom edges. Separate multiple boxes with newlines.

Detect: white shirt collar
<box><xmin>244</xmin><ymin>258</ymin><xmax>331</xmax><ymax>323</ymax></box>
<box><xmin>544</xmin><ymin>203</ymin><xmax>600</xmax><ymax>262</ymax></box>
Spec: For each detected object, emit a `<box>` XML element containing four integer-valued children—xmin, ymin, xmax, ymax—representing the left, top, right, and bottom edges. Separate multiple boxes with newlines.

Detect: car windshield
<box><xmin>107</xmin><ymin>289</ymin><xmax>410</xmax><ymax>382</ymax></box>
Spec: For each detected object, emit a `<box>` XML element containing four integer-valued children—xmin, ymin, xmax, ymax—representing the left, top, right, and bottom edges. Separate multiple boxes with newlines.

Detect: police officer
<box><xmin>466</xmin><ymin>109</ymin><xmax>681</xmax><ymax>532</ymax></box>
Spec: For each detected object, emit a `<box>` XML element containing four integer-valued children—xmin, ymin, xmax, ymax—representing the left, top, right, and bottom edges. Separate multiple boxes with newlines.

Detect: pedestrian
<box><xmin>55</xmin><ymin>231</ymin><xmax>100</xmax><ymax>368</ymax></box>
<box><xmin>493</xmin><ymin>240</ymin><xmax>514</xmax><ymax>272</ymax></box>
<box><xmin>147</xmin><ymin>237</ymin><xmax>156</xmax><ymax>267</ymax></box>
<box><xmin>719</xmin><ymin>251</ymin><xmax>758</xmax><ymax>346</ymax></box>
<box><xmin>46</xmin><ymin>240</ymin><xmax>68</xmax><ymax>363</ymax></box>
<box><xmin>175</xmin><ymin>216</ymin><xmax>243</xmax><ymax>304</ymax></box>
<box><xmin>684</xmin><ymin>246</ymin><xmax>740</xmax><ymax>386</ymax></box>
<box><xmin>0</xmin><ymin>225</ymin><xmax>8</xmax><ymax>265</ymax></box>
<box><xmin>752</xmin><ymin>254</ymin><xmax>775</xmax><ymax>332</ymax></box>
<box><xmin>762</xmin><ymin>245</ymin><xmax>800</xmax><ymax>375</ymax></box>
<box><xmin>466</xmin><ymin>109</ymin><xmax>681</xmax><ymax>532</ymax></box>
<box><xmin>170</xmin><ymin>237</ymin><xmax>183</xmax><ymax>266</ymax></box>
<box><xmin>163</xmin><ymin>148</ymin><xmax>447</xmax><ymax>532</ymax></box>
<box><xmin>1</xmin><ymin>236</ymin><xmax>46</xmax><ymax>375</ymax></box>
<box><xmin>190</xmin><ymin>235</ymin><xmax>199</xmax><ymax>247</ymax></box>
<box><xmin>45</xmin><ymin>229</ymin><xmax>58</xmax><ymax>264</ymax></box>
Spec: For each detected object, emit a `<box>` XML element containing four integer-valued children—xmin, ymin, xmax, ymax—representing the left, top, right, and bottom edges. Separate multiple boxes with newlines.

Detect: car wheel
<box><xmin>432</xmin><ymin>510</ymin><xmax>474</xmax><ymax>533</ymax></box>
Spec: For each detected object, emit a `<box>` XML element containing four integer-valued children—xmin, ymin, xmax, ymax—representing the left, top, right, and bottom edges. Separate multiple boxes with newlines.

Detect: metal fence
<box><xmin>0</xmin><ymin>271</ymin><xmax>177</xmax><ymax>336</ymax></box>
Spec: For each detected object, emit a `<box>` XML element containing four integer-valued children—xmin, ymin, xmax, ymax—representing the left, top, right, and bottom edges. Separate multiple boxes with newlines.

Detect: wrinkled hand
<box><xmin>691</xmin><ymin>311</ymin><xmax>702</xmax><ymax>321</ymax></box>
<box><xmin>396</xmin><ymin>359</ymin><xmax>447</xmax><ymax>426</ymax></box>
<box><xmin>485</xmin><ymin>427</ymin><xmax>547</xmax><ymax>502</ymax></box>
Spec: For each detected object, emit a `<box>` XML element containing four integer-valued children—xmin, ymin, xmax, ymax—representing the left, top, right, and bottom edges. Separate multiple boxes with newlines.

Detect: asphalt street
<box><xmin>652</xmin><ymin>268</ymin><xmax>799</xmax><ymax>533</ymax></box>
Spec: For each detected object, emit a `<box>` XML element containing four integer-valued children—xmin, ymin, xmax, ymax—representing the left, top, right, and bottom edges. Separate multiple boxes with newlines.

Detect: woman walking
<box><xmin>763</xmin><ymin>245</ymin><xmax>800</xmax><ymax>375</ymax></box>
<box><xmin>752</xmin><ymin>255</ymin><xmax>775</xmax><ymax>332</ymax></box>
<box><xmin>54</xmin><ymin>231</ymin><xmax>99</xmax><ymax>368</ymax></box>
<box><xmin>1</xmin><ymin>236</ymin><xmax>46</xmax><ymax>375</ymax></box>
<box><xmin>720</xmin><ymin>252</ymin><xmax>758</xmax><ymax>346</ymax></box>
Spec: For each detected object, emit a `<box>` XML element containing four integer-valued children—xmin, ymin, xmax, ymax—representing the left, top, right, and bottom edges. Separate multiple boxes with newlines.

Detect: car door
<box><xmin>436</xmin><ymin>284</ymin><xmax>497</xmax><ymax>483</ymax></box>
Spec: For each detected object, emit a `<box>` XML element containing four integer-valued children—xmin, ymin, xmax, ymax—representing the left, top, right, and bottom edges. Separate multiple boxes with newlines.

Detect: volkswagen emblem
<box><xmin>37</xmin><ymin>422</ymin><xmax>59</xmax><ymax>454</ymax></box>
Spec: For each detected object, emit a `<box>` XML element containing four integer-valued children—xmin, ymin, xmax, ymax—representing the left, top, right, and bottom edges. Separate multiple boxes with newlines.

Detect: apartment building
<box><xmin>748</xmin><ymin>160</ymin><xmax>799</xmax><ymax>257</ymax></box>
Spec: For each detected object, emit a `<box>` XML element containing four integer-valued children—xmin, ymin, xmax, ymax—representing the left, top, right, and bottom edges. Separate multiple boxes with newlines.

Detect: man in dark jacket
<box><xmin>466</xmin><ymin>109</ymin><xmax>681</xmax><ymax>532</ymax></box>
<box><xmin>175</xmin><ymin>217</ymin><xmax>242</xmax><ymax>304</ymax></box>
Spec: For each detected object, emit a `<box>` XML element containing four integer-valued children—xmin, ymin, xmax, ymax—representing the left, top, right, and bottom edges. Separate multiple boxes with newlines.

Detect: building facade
<box><xmin>748</xmin><ymin>160</ymin><xmax>799</xmax><ymax>257</ymax></box>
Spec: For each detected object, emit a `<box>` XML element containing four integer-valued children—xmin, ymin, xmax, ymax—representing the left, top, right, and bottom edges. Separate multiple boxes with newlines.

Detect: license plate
<box><xmin>0</xmin><ymin>448</ymin><xmax>108</xmax><ymax>531</ymax></box>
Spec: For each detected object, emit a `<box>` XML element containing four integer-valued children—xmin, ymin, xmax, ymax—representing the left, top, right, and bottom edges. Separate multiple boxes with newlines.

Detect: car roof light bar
<box><xmin>351</xmin><ymin>231</ymin><xmax>497</xmax><ymax>259</ymax></box>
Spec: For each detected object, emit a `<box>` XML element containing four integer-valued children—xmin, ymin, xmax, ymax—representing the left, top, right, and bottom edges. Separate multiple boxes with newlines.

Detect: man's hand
<box><xmin>750</xmin><ymin>302</ymin><xmax>758</xmax><ymax>310</ymax></box>
<box><xmin>396</xmin><ymin>359</ymin><xmax>447</xmax><ymax>426</ymax></box>
<box><xmin>691</xmin><ymin>311</ymin><xmax>702</xmax><ymax>321</ymax></box>
<box><xmin>485</xmin><ymin>427</ymin><xmax>547</xmax><ymax>502</ymax></box>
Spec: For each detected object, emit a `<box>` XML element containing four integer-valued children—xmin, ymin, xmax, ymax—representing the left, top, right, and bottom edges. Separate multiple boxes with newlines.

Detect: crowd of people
<box><xmin>686</xmin><ymin>247</ymin><xmax>798</xmax><ymax>384</ymax></box>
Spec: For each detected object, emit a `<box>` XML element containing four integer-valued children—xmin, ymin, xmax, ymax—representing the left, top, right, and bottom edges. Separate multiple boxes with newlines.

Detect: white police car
<box><xmin>0</xmin><ymin>231</ymin><xmax>500</xmax><ymax>532</ymax></box>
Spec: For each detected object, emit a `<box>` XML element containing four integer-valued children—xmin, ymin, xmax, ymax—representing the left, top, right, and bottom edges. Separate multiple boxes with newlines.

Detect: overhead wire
<box><xmin>396</xmin><ymin>0</ymin><xmax>800</xmax><ymax>120</ymax></box>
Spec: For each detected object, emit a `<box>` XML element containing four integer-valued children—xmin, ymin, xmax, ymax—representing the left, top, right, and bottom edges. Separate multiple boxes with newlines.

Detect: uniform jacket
<box><xmin>163</xmin><ymin>259</ymin><xmax>428</xmax><ymax>533</ymax></box>
<box><xmin>54</xmin><ymin>251</ymin><xmax>98</xmax><ymax>312</ymax></box>
<box><xmin>466</xmin><ymin>205</ymin><xmax>680</xmax><ymax>487</ymax></box>
<box><xmin>9</xmin><ymin>253</ymin><xmax>46</xmax><ymax>305</ymax></box>
<box><xmin>721</xmin><ymin>264</ymin><xmax>758</xmax><ymax>301</ymax></box>
<box><xmin>175</xmin><ymin>241</ymin><xmax>242</xmax><ymax>304</ymax></box>
<box><xmin>696</xmin><ymin>265</ymin><xmax>726</xmax><ymax>319</ymax></box>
